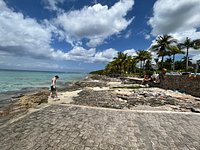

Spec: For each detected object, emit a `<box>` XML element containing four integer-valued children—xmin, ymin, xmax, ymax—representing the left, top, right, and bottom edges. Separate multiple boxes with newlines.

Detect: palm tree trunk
<box><xmin>161</xmin><ymin>56</ymin><xmax>164</xmax><ymax>68</ymax></box>
<box><xmin>173</xmin><ymin>54</ymin><xmax>175</xmax><ymax>71</ymax></box>
<box><xmin>186</xmin><ymin>47</ymin><xmax>189</xmax><ymax>70</ymax></box>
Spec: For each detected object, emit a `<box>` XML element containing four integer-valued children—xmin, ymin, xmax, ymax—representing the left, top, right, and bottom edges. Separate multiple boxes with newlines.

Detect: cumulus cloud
<box><xmin>93</xmin><ymin>48</ymin><xmax>118</xmax><ymax>63</ymax></box>
<box><xmin>53</xmin><ymin>0</ymin><xmax>134</xmax><ymax>47</ymax></box>
<box><xmin>123</xmin><ymin>49</ymin><xmax>137</xmax><ymax>56</ymax></box>
<box><xmin>64</xmin><ymin>46</ymin><xmax>96</xmax><ymax>62</ymax></box>
<box><xmin>149</xmin><ymin>0</ymin><xmax>200</xmax><ymax>36</ymax></box>
<box><xmin>0</xmin><ymin>0</ymin><xmax>53</xmax><ymax>59</ymax></box>
<box><xmin>148</xmin><ymin>0</ymin><xmax>200</xmax><ymax>62</ymax></box>
<box><xmin>1</xmin><ymin>0</ymin><xmax>125</xmax><ymax>69</ymax></box>
<box><xmin>0</xmin><ymin>54</ymin><xmax>64</xmax><ymax>70</ymax></box>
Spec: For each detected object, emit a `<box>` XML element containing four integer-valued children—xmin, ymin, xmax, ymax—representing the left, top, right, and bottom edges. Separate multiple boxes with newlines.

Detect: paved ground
<box><xmin>0</xmin><ymin>104</ymin><xmax>200</xmax><ymax>150</ymax></box>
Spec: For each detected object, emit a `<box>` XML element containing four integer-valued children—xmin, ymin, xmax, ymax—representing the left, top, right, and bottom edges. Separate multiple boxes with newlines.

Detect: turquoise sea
<box><xmin>0</xmin><ymin>69</ymin><xmax>87</xmax><ymax>93</ymax></box>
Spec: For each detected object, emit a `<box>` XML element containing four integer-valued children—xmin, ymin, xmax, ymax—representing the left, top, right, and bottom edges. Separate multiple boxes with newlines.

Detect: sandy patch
<box><xmin>125</xmin><ymin>77</ymin><xmax>143</xmax><ymax>81</ymax></box>
<box><xmin>85</xmin><ymin>87</ymin><xmax>110</xmax><ymax>91</ymax></box>
<box><xmin>107</xmin><ymin>81</ymin><xmax>122</xmax><ymax>87</ymax></box>
<box><xmin>114</xmin><ymin>89</ymin><xmax>133</xmax><ymax>95</ymax></box>
<box><xmin>48</xmin><ymin>90</ymin><xmax>82</xmax><ymax>105</ymax></box>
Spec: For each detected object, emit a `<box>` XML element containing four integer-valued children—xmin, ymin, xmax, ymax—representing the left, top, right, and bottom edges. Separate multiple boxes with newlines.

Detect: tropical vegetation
<box><xmin>99</xmin><ymin>34</ymin><xmax>200</xmax><ymax>76</ymax></box>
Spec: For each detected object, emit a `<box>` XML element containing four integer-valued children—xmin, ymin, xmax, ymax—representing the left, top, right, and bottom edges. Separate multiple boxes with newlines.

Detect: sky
<box><xmin>0</xmin><ymin>0</ymin><xmax>200</xmax><ymax>72</ymax></box>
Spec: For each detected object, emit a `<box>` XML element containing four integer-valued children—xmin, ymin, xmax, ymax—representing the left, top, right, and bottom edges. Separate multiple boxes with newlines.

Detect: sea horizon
<box><xmin>0</xmin><ymin>68</ymin><xmax>88</xmax><ymax>74</ymax></box>
<box><xmin>0</xmin><ymin>69</ymin><xmax>87</xmax><ymax>94</ymax></box>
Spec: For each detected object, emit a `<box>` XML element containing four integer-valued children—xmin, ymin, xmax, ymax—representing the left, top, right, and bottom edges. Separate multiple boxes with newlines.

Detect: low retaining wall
<box><xmin>153</xmin><ymin>75</ymin><xmax>200</xmax><ymax>97</ymax></box>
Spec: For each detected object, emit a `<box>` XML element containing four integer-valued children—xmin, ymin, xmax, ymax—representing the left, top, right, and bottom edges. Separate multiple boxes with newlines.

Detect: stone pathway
<box><xmin>0</xmin><ymin>104</ymin><xmax>200</xmax><ymax>150</ymax></box>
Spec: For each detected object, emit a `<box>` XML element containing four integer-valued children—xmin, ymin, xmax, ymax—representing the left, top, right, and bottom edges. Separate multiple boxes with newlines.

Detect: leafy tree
<box><xmin>194</xmin><ymin>39</ymin><xmax>200</xmax><ymax>48</ymax></box>
<box><xmin>125</xmin><ymin>56</ymin><xmax>137</xmax><ymax>74</ymax></box>
<box><xmin>104</xmin><ymin>52</ymin><xmax>137</xmax><ymax>75</ymax></box>
<box><xmin>136</xmin><ymin>50</ymin><xmax>152</xmax><ymax>70</ymax></box>
<box><xmin>150</xmin><ymin>35</ymin><xmax>177</xmax><ymax>68</ymax></box>
<box><xmin>179</xmin><ymin>37</ymin><xmax>199</xmax><ymax>70</ymax></box>
<box><xmin>181</xmin><ymin>56</ymin><xmax>193</xmax><ymax>67</ymax></box>
<box><xmin>168</xmin><ymin>45</ymin><xmax>185</xmax><ymax>71</ymax></box>
<box><xmin>144</xmin><ymin>59</ymin><xmax>153</xmax><ymax>71</ymax></box>
<box><xmin>113</xmin><ymin>52</ymin><xmax>128</xmax><ymax>74</ymax></box>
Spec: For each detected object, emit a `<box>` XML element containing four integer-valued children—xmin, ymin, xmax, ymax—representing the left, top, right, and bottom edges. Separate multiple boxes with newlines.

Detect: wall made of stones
<box><xmin>155</xmin><ymin>75</ymin><xmax>200</xmax><ymax>97</ymax></box>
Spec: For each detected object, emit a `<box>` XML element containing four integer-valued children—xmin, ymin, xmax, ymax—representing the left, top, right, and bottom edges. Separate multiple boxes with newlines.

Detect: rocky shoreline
<box><xmin>70</xmin><ymin>75</ymin><xmax>200</xmax><ymax>112</ymax></box>
<box><xmin>1</xmin><ymin>74</ymin><xmax>200</xmax><ymax>126</ymax></box>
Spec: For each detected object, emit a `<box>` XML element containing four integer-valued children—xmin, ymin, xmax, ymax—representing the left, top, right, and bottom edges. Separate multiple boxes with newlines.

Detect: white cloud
<box><xmin>148</xmin><ymin>0</ymin><xmax>200</xmax><ymax>62</ymax></box>
<box><xmin>93</xmin><ymin>48</ymin><xmax>118</xmax><ymax>63</ymax></box>
<box><xmin>124</xmin><ymin>30</ymin><xmax>132</xmax><ymax>39</ymax></box>
<box><xmin>0</xmin><ymin>54</ymin><xmax>63</xmax><ymax>70</ymax></box>
<box><xmin>64</xmin><ymin>46</ymin><xmax>96</xmax><ymax>62</ymax></box>
<box><xmin>149</xmin><ymin>0</ymin><xmax>200</xmax><ymax>36</ymax></box>
<box><xmin>0</xmin><ymin>0</ymin><xmax>54</xmax><ymax>59</ymax></box>
<box><xmin>0</xmin><ymin>0</ymin><xmax>137</xmax><ymax>72</ymax></box>
<box><xmin>144</xmin><ymin>34</ymin><xmax>151</xmax><ymax>40</ymax></box>
<box><xmin>86</xmin><ymin>38</ymin><xmax>104</xmax><ymax>47</ymax></box>
<box><xmin>123</xmin><ymin>49</ymin><xmax>137</xmax><ymax>56</ymax></box>
<box><xmin>0</xmin><ymin>0</ymin><xmax>123</xmax><ymax>69</ymax></box>
<box><xmin>54</xmin><ymin>0</ymin><xmax>134</xmax><ymax>47</ymax></box>
<box><xmin>42</xmin><ymin>0</ymin><xmax>65</xmax><ymax>12</ymax></box>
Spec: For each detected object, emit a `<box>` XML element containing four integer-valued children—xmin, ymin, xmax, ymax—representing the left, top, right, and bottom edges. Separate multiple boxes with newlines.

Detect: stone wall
<box><xmin>153</xmin><ymin>75</ymin><xmax>200</xmax><ymax>97</ymax></box>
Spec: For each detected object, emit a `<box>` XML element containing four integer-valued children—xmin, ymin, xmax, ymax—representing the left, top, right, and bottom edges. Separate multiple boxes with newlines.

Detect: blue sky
<box><xmin>0</xmin><ymin>0</ymin><xmax>200</xmax><ymax>72</ymax></box>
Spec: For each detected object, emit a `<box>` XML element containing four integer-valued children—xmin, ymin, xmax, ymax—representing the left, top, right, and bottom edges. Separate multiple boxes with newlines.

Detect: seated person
<box><xmin>151</xmin><ymin>68</ymin><xmax>167</xmax><ymax>83</ymax></box>
<box><xmin>141</xmin><ymin>74</ymin><xmax>151</xmax><ymax>85</ymax></box>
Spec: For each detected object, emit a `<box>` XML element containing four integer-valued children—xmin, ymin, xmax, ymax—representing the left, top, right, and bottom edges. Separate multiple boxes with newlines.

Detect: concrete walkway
<box><xmin>0</xmin><ymin>104</ymin><xmax>200</xmax><ymax>150</ymax></box>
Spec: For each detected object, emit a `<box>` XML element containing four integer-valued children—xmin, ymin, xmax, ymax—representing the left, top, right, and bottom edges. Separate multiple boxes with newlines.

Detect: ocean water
<box><xmin>0</xmin><ymin>69</ymin><xmax>87</xmax><ymax>93</ymax></box>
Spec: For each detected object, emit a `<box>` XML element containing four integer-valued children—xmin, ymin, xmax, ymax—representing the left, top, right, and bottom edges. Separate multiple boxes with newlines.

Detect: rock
<box><xmin>191</xmin><ymin>107</ymin><xmax>200</xmax><ymax>113</ymax></box>
<box><xmin>69</xmin><ymin>74</ymin><xmax>200</xmax><ymax>112</ymax></box>
<box><xmin>165</xmin><ymin>98</ymin><xmax>177</xmax><ymax>105</ymax></box>
<box><xmin>20</xmin><ymin>90</ymin><xmax>49</xmax><ymax>108</ymax></box>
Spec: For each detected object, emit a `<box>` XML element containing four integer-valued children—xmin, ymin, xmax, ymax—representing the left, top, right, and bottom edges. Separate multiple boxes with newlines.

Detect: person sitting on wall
<box><xmin>151</xmin><ymin>72</ymin><xmax>160</xmax><ymax>83</ymax></box>
<box><xmin>151</xmin><ymin>68</ymin><xmax>167</xmax><ymax>84</ymax></box>
<box><xmin>159</xmin><ymin>68</ymin><xmax>167</xmax><ymax>80</ymax></box>
<box><xmin>141</xmin><ymin>72</ymin><xmax>152</xmax><ymax>85</ymax></box>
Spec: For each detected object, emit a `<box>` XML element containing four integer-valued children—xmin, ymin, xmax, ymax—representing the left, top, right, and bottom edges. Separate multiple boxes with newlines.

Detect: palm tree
<box><xmin>179</xmin><ymin>37</ymin><xmax>199</xmax><ymax>70</ymax></box>
<box><xmin>150</xmin><ymin>35</ymin><xmax>177</xmax><ymax>68</ymax></box>
<box><xmin>126</xmin><ymin>56</ymin><xmax>137</xmax><ymax>74</ymax></box>
<box><xmin>168</xmin><ymin>45</ymin><xmax>185</xmax><ymax>71</ymax></box>
<box><xmin>105</xmin><ymin>53</ymin><xmax>137</xmax><ymax>75</ymax></box>
<box><xmin>113</xmin><ymin>52</ymin><xmax>128</xmax><ymax>74</ymax></box>
<box><xmin>181</xmin><ymin>56</ymin><xmax>192</xmax><ymax>67</ymax></box>
<box><xmin>136</xmin><ymin>50</ymin><xmax>152</xmax><ymax>70</ymax></box>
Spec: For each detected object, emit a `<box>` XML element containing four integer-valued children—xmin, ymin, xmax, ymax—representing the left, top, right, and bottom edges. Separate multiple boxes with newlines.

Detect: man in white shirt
<box><xmin>49</xmin><ymin>75</ymin><xmax>59</xmax><ymax>98</ymax></box>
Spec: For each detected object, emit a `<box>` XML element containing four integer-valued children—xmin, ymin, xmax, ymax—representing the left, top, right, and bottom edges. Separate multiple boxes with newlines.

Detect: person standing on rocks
<box><xmin>49</xmin><ymin>75</ymin><xmax>59</xmax><ymax>98</ymax></box>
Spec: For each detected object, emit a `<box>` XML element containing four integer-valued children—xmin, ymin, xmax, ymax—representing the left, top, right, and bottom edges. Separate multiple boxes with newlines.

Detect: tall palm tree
<box><xmin>181</xmin><ymin>56</ymin><xmax>193</xmax><ymax>70</ymax></box>
<box><xmin>168</xmin><ymin>45</ymin><xmax>185</xmax><ymax>71</ymax></box>
<box><xmin>105</xmin><ymin>53</ymin><xmax>137</xmax><ymax>75</ymax></box>
<box><xmin>136</xmin><ymin>50</ymin><xmax>152</xmax><ymax>70</ymax></box>
<box><xmin>113</xmin><ymin>52</ymin><xmax>128</xmax><ymax>74</ymax></box>
<box><xmin>125</xmin><ymin>56</ymin><xmax>137</xmax><ymax>74</ymax></box>
<box><xmin>179</xmin><ymin>37</ymin><xmax>199</xmax><ymax>70</ymax></box>
<box><xmin>150</xmin><ymin>34</ymin><xmax>177</xmax><ymax>68</ymax></box>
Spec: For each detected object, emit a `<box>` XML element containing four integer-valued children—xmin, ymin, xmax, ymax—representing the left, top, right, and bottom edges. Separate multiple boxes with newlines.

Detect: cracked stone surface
<box><xmin>0</xmin><ymin>105</ymin><xmax>200</xmax><ymax>150</ymax></box>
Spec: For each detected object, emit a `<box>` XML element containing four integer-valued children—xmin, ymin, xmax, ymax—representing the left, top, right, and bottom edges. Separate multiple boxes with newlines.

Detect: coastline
<box><xmin>1</xmin><ymin>74</ymin><xmax>200</xmax><ymax>126</ymax></box>
<box><xmin>0</xmin><ymin>80</ymin><xmax>76</xmax><ymax>125</ymax></box>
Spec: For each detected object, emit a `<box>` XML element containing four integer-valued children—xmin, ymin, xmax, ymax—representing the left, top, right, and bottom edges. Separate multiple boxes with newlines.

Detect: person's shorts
<box><xmin>50</xmin><ymin>85</ymin><xmax>56</xmax><ymax>92</ymax></box>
